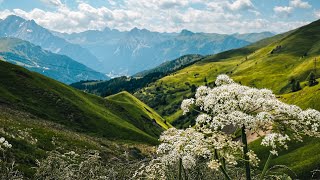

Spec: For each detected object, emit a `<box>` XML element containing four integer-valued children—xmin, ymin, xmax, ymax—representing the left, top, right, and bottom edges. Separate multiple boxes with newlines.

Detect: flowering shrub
<box><xmin>141</xmin><ymin>74</ymin><xmax>320</xmax><ymax>180</ymax></box>
<box><xmin>35</xmin><ymin>150</ymin><xmax>147</xmax><ymax>180</ymax></box>
<box><xmin>0</xmin><ymin>137</ymin><xmax>12</xmax><ymax>150</ymax></box>
<box><xmin>0</xmin><ymin>137</ymin><xmax>23</xmax><ymax>180</ymax></box>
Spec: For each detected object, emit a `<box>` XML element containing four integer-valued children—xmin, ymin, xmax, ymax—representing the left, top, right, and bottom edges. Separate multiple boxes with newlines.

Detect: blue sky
<box><xmin>0</xmin><ymin>0</ymin><xmax>319</xmax><ymax>34</ymax></box>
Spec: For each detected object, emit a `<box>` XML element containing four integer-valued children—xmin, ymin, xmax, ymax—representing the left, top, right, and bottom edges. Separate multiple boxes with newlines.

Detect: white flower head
<box><xmin>0</xmin><ymin>137</ymin><xmax>12</xmax><ymax>150</ymax></box>
<box><xmin>207</xmin><ymin>159</ymin><xmax>221</xmax><ymax>171</ymax></box>
<box><xmin>215</xmin><ymin>74</ymin><xmax>235</xmax><ymax>86</ymax></box>
<box><xmin>261</xmin><ymin>133</ymin><xmax>290</xmax><ymax>156</ymax></box>
<box><xmin>181</xmin><ymin>98</ymin><xmax>194</xmax><ymax>115</ymax></box>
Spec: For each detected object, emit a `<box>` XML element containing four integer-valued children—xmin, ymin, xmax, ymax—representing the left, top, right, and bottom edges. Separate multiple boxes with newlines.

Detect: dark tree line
<box><xmin>71</xmin><ymin>72</ymin><xmax>166</xmax><ymax>97</ymax></box>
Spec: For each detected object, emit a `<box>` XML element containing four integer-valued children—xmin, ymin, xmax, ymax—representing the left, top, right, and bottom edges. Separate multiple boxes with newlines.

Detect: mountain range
<box><xmin>0</xmin><ymin>37</ymin><xmax>107</xmax><ymax>84</ymax></box>
<box><xmin>0</xmin><ymin>15</ymin><xmax>274</xmax><ymax>78</ymax></box>
<box><xmin>56</xmin><ymin>26</ymin><xmax>274</xmax><ymax>75</ymax></box>
<box><xmin>0</xmin><ymin>15</ymin><xmax>103</xmax><ymax>72</ymax></box>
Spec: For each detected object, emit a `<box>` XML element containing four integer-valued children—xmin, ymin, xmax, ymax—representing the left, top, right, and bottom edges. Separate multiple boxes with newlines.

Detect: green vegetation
<box><xmin>131</xmin><ymin>19</ymin><xmax>320</xmax><ymax>178</ymax></box>
<box><xmin>135</xmin><ymin>19</ymin><xmax>320</xmax><ymax>127</ymax></box>
<box><xmin>0</xmin><ymin>60</ymin><xmax>172</xmax><ymax>177</ymax></box>
<box><xmin>134</xmin><ymin>54</ymin><xmax>204</xmax><ymax>77</ymax></box>
<box><xmin>0</xmin><ymin>60</ymin><xmax>169</xmax><ymax>144</ymax></box>
<box><xmin>106</xmin><ymin>91</ymin><xmax>172</xmax><ymax>135</ymax></box>
<box><xmin>250</xmin><ymin>136</ymin><xmax>320</xmax><ymax>179</ymax></box>
<box><xmin>71</xmin><ymin>54</ymin><xmax>204</xmax><ymax>97</ymax></box>
<box><xmin>71</xmin><ymin>72</ymin><xmax>165</xmax><ymax>97</ymax></box>
<box><xmin>0</xmin><ymin>106</ymin><xmax>155</xmax><ymax>178</ymax></box>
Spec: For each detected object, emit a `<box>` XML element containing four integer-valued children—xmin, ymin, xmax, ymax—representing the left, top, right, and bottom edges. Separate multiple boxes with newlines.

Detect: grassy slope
<box><xmin>0</xmin><ymin>105</ymin><xmax>155</xmax><ymax>177</ymax></box>
<box><xmin>134</xmin><ymin>20</ymin><xmax>319</xmax><ymax>124</ymax></box>
<box><xmin>0</xmin><ymin>60</ymin><xmax>167</xmax><ymax>145</ymax></box>
<box><xmin>134</xmin><ymin>20</ymin><xmax>320</xmax><ymax>177</ymax></box>
<box><xmin>106</xmin><ymin>91</ymin><xmax>172</xmax><ymax>137</ymax></box>
<box><xmin>134</xmin><ymin>54</ymin><xmax>204</xmax><ymax>77</ymax></box>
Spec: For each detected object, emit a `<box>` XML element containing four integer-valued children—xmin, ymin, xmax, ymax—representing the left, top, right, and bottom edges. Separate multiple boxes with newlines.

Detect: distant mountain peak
<box><xmin>103</xmin><ymin>26</ymin><xmax>111</xmax><ymax>32</ymax></box>
<box><xmin>4</xmin><ymin>15</ymin><xmax>26</xmax><ymax>24</ymax></box>
<box><xmin>5</xmin><ymin>14</ymin><xmax>25</xmax><ymax>21</ymax></box>
<box><xmin>128</xmin><ymin>27</ymin><xmax>151</xmax><ymax>36</ymax></box>
<box><xmin>180</xmin><ymin>29</ymin><xmax>194</xmax><ymax>36</ymax></box>
<box><xmin>130</xmin><ymin>27</ymin><xmax>140</xmax><ymax>32</ymax></box>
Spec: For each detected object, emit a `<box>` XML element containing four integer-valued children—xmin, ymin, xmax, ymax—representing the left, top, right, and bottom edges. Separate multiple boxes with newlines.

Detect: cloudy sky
<box><xmin>0</xmin><ymin>0</ymin><xmax>319</xmax><ymax>34</ymax></box>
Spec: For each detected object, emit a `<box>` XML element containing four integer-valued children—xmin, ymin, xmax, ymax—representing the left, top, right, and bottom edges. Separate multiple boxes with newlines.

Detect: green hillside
<box><xmin>0</xmin><ymin>60</ymin><xmax>172</xmax><ymax>177</ymax></box>
<box><xmin>134</xmin><ymin>54</ymin><xmax>204</xmax><ymax>77</ymax></box>
<box><xmin>134</xmin><ymin>19</ymin><xmax>320</xmax><ymax>127</ymax></box>
<box><xmin>106</xmin><ymin>91</ymin><xmax>172</xmax><ymax>136</ymax></box>
<box><xmin>0</xmin><ymin>60</ymin><xmax>169</xmax><ymax>144</ymax></box>
<box><xmin>133</xmin><ymin>19</ymin><xmax>320</xmax><ymax>178</ymax></box>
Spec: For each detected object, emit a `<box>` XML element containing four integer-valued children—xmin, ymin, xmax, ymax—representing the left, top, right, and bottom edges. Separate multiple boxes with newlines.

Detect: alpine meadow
<box><xmin>0</xmin><ymin>0</ymin><xmax>320</xmax><ymax>179</ymax></box>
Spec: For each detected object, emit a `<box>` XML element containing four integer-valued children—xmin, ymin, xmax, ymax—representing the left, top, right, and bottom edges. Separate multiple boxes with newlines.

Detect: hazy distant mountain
<box><xmin>0</xmin><ymin>15</ymin><xmax>103</xmax><ymax>72</ymax></box>
<box><xmin>233</xmin><ymin>32</ymin><xmax>275</xmax><ymax>42</ymax></box>
<box><xmin>134</xmin><ymin>54</ymin><xmax>204</xmax><ymax>77</ymax></box>
<box><xmin>0</xmin><ymin>37</ymin><xmax>107</xmax><ymax>84</ymax></box>
<box><xmin>57</xmin><ymin>27</ymin><xmax>274</xmax><ymax>75</ymax></box>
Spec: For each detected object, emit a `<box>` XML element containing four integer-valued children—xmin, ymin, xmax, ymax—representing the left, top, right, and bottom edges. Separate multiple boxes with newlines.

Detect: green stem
<box><xmin>183</xmin><ymin>165</ymin><xmax>188</xmax><ymax>180</ymax></box>
<box><xmin>214</xmin><ymin>149</ymin><xmax>231</xmax><ymax>180</ymax></box>
<box><xmin>178</xmin><ymin>158</ymin><xmax>182</xmax><ymax>180</ymax></box>
<box><xmin>222</xmin><ymin>157</ymin><xmax>227</xmax><ymax>171</ymax></box>
<box><xmin>242</xmin><ymin>126</ymin><xmax>251</xmax><ymax>180</ymax></box>
<box><xmin>260</xmin><ymin>152</ymin><xmax>273</xmax><ymax>180</ymax></box>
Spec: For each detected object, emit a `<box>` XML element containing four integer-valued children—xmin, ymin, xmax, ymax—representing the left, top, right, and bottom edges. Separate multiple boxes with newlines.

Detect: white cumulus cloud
<box><xmin>0</xmin><ymin>0</ymin><xmax>312</xmax><ymax>34</ymax></box>
<box><xmin>273</xmin><ymin>6</ymin><xmax>293</xmax><ymax>17</ymax></box>
<box><xmin>315</xmin><ymin>10</ymin><xmax>320</xmax><ymax>19</ymax></box>
<box><xmin>289</xmin><ymin>0</ymin><xmax>311</xmax><ymax>9</ymax></box>
<box><xmin>40</xmin><ymin>0</ymin><xmax>63</xmax><ymax>7</ymax></box>
<box><xmin>227</xmin><ymin>0</ymin><xmax>254</xmax><ymax>11</ymax></box>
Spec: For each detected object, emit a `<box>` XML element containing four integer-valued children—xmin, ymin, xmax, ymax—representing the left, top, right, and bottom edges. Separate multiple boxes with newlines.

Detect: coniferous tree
<box><xmin>295</xmin><ymin>80</ymin><xmax>301</xmax><ymax>91</ymax></box>
<box><xmin>308</xmin><ymin>72</ymin><xmax>318</xmax><ymax>87</ymax></box>
<box><xmin>291</xmin><ymin>79</ymin><xmax>297</xmax><ymax>92</ymax></box>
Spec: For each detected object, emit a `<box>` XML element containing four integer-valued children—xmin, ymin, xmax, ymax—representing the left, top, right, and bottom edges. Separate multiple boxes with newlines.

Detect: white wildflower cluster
<box><xmin>215</xmin><ymin>74</ymin><xmax>235</xmax><ymax>86</ymax></box>
<box><xmin>143</xmin><ymin>75</ymin><xmax>320</xmax><ymax>179</ymax></box>
<box><xmin>0</xmin><ymin>137</ymin><xmax>12</xmax><ymax>150</ymax></box>
<box><xmin>157</xmin><ymin>128</ymin><xmax>208</xmax><ymax>169</ymax></box>
<box><xmin>181</xmin><ymin>98</ymin><xmax>194</xmax><ymax>115</ymax></box>
<box><xmin>142</xmin><ymin>159</ymin><xmax>167</xmax><ymax>180</ymax></box>
<box><xmin>246</xmin><ymin>150</ymin><xmax>260</xmax><ymax>167</ymax></box>
<box><xmin>183</xmin><ymin>74</ymin><xmax>320</xmax><ymax>155</ymax></box>
<box><xmin>143</xmin><ymin>127</ymin><xmax>242</xmax><ymax>178</ymax></box>
<box><xmin>207</xmin><ymin>159</ymin><xmax>220</xmax><ymax>171</ymax></box>
<box><xmin>261</xmin><ymin>133</ymin><xmax>290</xmax><ymax>155</ymax></box>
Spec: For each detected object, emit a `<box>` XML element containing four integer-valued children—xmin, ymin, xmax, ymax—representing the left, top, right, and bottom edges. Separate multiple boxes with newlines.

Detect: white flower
<box><xmin>246</xmin><ymin>150</ymin><xmax>260</xmax><ymax>167</ymax></box>
<box><xmin>207</xmin><ymin>159</ymin><xmax>221</xmax><ymax>171</ymax></box>
<box><xmin>0</xmin><ymin>137</ymin><xmax>12</xmax><ymax>149</ymax></box>
<box><xmin>182</xmin><ymin>154</ymin><xmax>196</xmax><ymax>169</ymax></box>
<box><xmin>141</xmin><ymin>74</ymin><xmax>320</xmax><ymax>179</ymax></box>
<box><xmin>181</xmin><ymin>98</ymin><xmax>194</xmax><ymax>115</ymax></box>
<box><xmin>261</xmin><ymin>133</ymin><xmax>290</xmax><ymax>155</ymax></box>
<box><xmin>215</xmin><ymin>74</ymin><xmax>235</xmax><ymax>86</ymax></box>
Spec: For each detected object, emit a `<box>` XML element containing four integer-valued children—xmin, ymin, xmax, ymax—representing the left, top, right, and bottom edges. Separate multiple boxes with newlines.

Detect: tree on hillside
<box><xmin>291</xmin><ymin>78</ymin><xmax>302</xmax><ymax>92</ymax></box>
<box><xmin>291</xmin><ymin>79</ymin><xmax>297</xmax><ymax>92</ymax></box>
<box><xmin>295</xmin><ymin>80</ymin><xmax>302</xmax><ymax>91</ymax></box>
<box><xmin>191</xmin><ymin>84</ymin><xmax>197</xmax><ymax>93</ymax></box>
<box><xmin>308</xmin><ymin>72</ymin><xmax>318</xmax><ymax>87</ymax></box>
